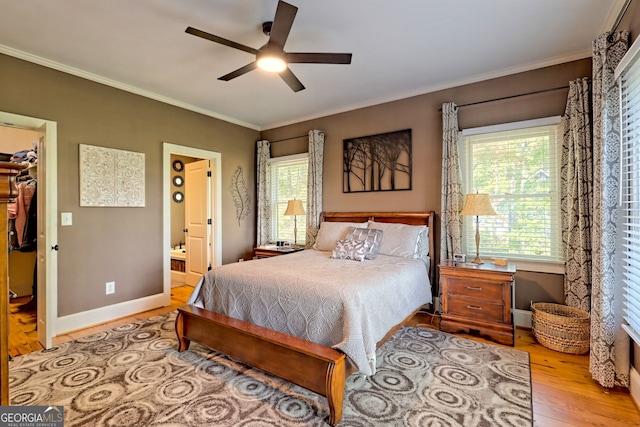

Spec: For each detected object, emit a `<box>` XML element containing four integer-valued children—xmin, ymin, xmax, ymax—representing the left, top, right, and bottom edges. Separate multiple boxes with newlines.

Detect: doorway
<box><xmin>163</xmin><ymin>143</ymin><xmax>221</xmax><ymax>299</ymax></box>
<box><xmin>0</xmin><ymin>111</ymin><xmax>58</xmax><ymax>351</ymax></box>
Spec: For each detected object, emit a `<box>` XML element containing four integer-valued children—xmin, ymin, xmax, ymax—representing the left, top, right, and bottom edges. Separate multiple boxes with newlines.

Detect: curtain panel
<box><xmin>306</xmin><ymin>130</ymin><xmax>324</xmax><ymax>249</ymax></box>
<box><xmin>590</xmin><ymin>31</ymin><xmax>629</xmax><ymax>388</ymax></box>
<box><xmin>256</xmin><ymin>140</ymin><xmax>271</xmax><ymax>246</ymax></box>
<box><xmin>561</xmin><ymin>77</ymin><xmax>593</xmax><ymax>313</ymax></box>
<box><xmin>440</xmin><ymin>102</ymin><xmax>464</xmax><ymax>262</ymax></box>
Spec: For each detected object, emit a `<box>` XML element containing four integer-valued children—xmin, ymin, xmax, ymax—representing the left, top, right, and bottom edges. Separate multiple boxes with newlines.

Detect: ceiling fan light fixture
<box><xmin>257</xmin><ymin>53</ymin><xmax>287</xmax><ymax>73</ymax></box>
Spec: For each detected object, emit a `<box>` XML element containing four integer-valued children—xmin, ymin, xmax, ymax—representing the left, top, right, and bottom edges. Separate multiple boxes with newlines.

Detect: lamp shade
<box><xmin>460</xmin><ymin>193</ymin><xmax>497</xmax><ymax>216</ymax></box>
<box><xmin>284</xmin><ymin>199</ymin><xmax>306</xmax><ymax>216</ymax></box>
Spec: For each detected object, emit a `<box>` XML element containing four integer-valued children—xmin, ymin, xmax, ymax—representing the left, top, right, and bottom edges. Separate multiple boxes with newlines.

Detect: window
<box><xmin>268</xmin><ymin>154</ymin><xmax>308</xmax><ymax>244</ymax></box>
<box><xmin>617</xmin><ymin>38</ymin><xmax>640</xmax><ymax>346</ymax></box>
<box><xmin>460</xmin><ymin>117</ymin><xmax>562</xmax><ymax>264</ymax></box>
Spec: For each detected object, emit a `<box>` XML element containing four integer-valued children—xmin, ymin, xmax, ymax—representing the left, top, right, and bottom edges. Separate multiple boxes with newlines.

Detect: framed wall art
<box><xmin>79</xmin><ymin>144</ymin><xmax>145</xmax><ymax>207</ymax></box>
<box><xmin>343</xmin><ymin>129</ymin><xmax>412</xmax><ymax>193</ymax></box>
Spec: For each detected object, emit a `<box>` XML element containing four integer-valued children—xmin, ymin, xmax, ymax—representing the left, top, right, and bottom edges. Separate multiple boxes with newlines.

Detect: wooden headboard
<box><xmin>319</xmin><ymin>211</ymin><xmax>436</xmax><ymax>287</ymax></box>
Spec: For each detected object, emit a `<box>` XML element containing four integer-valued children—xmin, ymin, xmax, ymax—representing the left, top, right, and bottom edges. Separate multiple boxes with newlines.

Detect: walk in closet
<box><xmin>0</xmin><ymin>125</ymin><xmax>40</xmax><ymax>358</ymax></box>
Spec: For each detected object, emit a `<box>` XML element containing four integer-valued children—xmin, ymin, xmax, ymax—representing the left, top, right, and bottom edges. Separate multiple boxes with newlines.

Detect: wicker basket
<box><xmin>531</xmin><ymin>302</ymin><xmax>590</xmax><ymax>354</ymax></box>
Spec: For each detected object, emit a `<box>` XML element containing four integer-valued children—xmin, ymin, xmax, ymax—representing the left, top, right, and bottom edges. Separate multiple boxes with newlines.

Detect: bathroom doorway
<box><xmin>163</xmin><ymin>143</ymin><xmax>221</xmax><ymax>299</ymax></box>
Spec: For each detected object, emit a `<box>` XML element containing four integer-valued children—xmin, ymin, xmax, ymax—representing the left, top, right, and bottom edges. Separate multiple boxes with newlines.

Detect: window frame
<box><xmin>267</xmin><ymin>153</ymin><xmax>309</xmax><ymax>245</ymax></box>
<box><xmin>615</xmin><ymin>35</ymin><xmax>640</xmax><ymax>347</ymax></box>
<box><xmin>460</xmin><ymin>116</ymin><xmax>564</xmax><ymax>274</ymax></box>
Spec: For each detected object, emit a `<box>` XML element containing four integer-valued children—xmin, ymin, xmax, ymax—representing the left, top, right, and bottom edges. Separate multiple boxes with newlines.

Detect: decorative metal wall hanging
<box><xmin>230</xmin><ymin>165</ymin><xmax>250</xmax><ymax>226</ymax></box>
<box><xmin>79</xmin><ymin>144</ymin><xmax>145</xmax><ymax>207</ymax></box>
<box><xmin>343</xmin><ymin>129</ymin><xmax>412</xmax><ymax>193</ymax></box>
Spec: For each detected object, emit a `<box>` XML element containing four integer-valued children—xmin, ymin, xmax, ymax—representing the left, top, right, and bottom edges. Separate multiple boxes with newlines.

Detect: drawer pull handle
<box><xmin>466</xmin><ymin>286</ymin><xmax>483</xmax><ymax>291</ymax></box>
<box><xmin>466</xmin><ymin>305</ymin><xmax>482</xmax><ymax>310</ymax></box>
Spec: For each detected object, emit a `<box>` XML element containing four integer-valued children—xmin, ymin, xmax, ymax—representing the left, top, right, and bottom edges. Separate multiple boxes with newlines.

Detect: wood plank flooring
<box><xmin>8</xmin><ymin>287</ymin><xmax>640</xmax><ymax>426</ymax></box>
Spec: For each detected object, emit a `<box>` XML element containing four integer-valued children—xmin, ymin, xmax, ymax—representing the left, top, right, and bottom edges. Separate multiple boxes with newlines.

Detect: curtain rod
<box><xmin>268</xmin><ymin>134</ymin><xmax>307</xmax><ymax>143</ymax></box>
<box><xmin>438</xmin><ymin>84</ymin><xmax>576</xmax><ymax>112</ymax></box>
<box><xmin>611</xmin><ymin>0</ymin><xmax>634</xmax><ymax>34</ymax></box>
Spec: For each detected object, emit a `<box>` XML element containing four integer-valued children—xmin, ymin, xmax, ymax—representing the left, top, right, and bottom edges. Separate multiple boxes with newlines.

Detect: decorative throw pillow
<box><xmin>330</xmin><ymin>239</ymin><xmax>372</xmax><ymax>262</ymax></box>
<box><xmin>346</xmin><ymin>227</ymin><xmax>384</xmax><ymax>259</ymax></box>
<box><xmin>313</xmin><ymin>221</ymin><xmax>368</xmax><ymax>251</ymax></box>
<box><xmin>368</xmin><ymin>221</ymin><xmax>426</xmax><ymax>258</ymax></box>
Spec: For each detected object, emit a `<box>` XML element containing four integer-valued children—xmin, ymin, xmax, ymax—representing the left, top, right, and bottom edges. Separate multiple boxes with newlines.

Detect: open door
<box><xmin>36</xmin><ymin>121</ymin><xmax>57</xmax><ymax>348</ymax></box>
<box><xmin>184</xmin><ymin>159</ymin><xmax>210</xmax><ymax>286</ymax></box>
<box><xmin>0</xmin><ymin>111</ymin><xmax>57</xmax><ymax>350</ymax></box>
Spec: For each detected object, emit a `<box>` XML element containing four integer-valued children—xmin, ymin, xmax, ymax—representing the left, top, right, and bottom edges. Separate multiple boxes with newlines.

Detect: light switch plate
<box><xmin>61</xmin><ymin>212</ymin><xmax>72</xmax><ymax>226</ymax></box>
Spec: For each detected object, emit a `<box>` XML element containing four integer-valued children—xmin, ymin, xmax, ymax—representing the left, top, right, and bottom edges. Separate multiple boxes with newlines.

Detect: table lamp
<box><xmin>460</xmin><ymin>193</ymin><xmax>497</xmax><ymax>264</ymax></box>
<box><xmin>284</xmin><ymin>199</ymin><xmax>305</xmax><ymax>248</ymax></box>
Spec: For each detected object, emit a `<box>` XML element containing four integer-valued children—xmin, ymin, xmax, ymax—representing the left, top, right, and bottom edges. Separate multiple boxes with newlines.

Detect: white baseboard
<box><xmin>514</xmin><ymin>308</ymin><xmax>532</xmax><ymax>328</ymax></box>
<box><xmin>631</xmin><ymin>366</ymin><xmax>640</xmax><ymax>410</ymax></box>
<box><xmin>54</xmin><ymin>293</ymin><xmax>170</xmax><ymax>336</ymax></box>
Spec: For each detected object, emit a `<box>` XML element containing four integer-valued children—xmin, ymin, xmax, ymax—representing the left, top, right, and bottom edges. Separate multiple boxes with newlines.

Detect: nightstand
<box><xmin>254</xmin><ymin>246</ymin><xmax>305</xmax><ymax>259</ymax></box>
<box><xmin>439</xmin><ymin>260</ymin><xmax>516</xmax><ymax>346</ymax></box>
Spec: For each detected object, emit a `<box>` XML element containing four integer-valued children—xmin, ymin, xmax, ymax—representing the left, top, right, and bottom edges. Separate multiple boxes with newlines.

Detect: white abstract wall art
<box><xmin>79</xmin><ymin>144</ymin><xmax>145</xmax><ymax>207</ymax></box>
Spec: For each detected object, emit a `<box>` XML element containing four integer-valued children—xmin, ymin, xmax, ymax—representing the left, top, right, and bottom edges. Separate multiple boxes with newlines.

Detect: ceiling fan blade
<box><xmin>269</xmin><ymin>1</ymin><xmax>298</xmax><ymax>48</ymax></box>
<box><xmin>286</xmin><ymin>52</ymin><xmax>352</xmax><ymax>64</ymax></box>
<box><xmin>186</xmin><ymin>26</ymin><xmax>259</xmax><ymax>55</ymax></box>
<box><xmin>279</xmin><ymin>67</ymin><xmax>305</xmax><ymax>92</ymax></box>
<box><xmin>218</xmin><ymin>62</ymin><xmax>258</xmax><ymax>81</ymax></box>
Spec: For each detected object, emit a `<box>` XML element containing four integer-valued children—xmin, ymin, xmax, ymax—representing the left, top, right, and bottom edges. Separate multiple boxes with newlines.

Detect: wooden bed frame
<box><xmin>175</xmin><ymin>211</ymin><xmax>435</xmax><ymax>425</ymax></box>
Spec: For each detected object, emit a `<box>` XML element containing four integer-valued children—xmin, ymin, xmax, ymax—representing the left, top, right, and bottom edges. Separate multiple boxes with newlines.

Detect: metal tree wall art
<box><xmin>230</xmin><ymin>166</ymin><xmax>250</xmax><ymax>225</ymax></box>
<box><xmin>343</xmin><ymin>129</ymin><xmax>412</xmax><ymax>192</ymax></box>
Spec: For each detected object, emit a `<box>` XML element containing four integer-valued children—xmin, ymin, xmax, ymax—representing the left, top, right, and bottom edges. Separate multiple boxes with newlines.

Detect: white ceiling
<box><xmin>0</xmin><ymin>0</ymin><xmax>625</xmax><ymax>130</ymax></box>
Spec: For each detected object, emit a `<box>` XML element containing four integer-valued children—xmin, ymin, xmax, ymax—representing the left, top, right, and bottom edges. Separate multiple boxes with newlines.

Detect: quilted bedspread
<box><xmin>188</xmin><ymin>249</ymin><xmax>432</xmax><ymax>375</ymax></box>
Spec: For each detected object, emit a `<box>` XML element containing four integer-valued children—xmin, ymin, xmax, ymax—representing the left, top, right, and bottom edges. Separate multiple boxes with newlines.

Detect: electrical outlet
<box><xmin>106</xmin><ymin>281</ymin><xmax>115</xmax><ymax>295</ymax></box>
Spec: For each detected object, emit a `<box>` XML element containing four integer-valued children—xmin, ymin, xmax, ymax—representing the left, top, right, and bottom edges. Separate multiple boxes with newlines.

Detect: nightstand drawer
<box><xmin>447</xmin><ymin>298</ymin><xmax>505</xmax><ymax>322</ymax></box>
<box><xmin>447</xmin><ymin>278</ymin><xmax>504</xmax><ymax>302</ymax></box>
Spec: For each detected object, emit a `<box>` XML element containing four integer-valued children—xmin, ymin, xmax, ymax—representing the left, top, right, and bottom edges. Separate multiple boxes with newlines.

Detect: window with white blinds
<box><xmin>460</xmin><ymin>117</ymin><xmax>563</xmax><ymax>263</ymax></box>
<box><xmin>617</xmin><ymin>39</ymin><xmax>640</xmax><ymax>346</ymax></box>
<box><xmin>268</xmin><ymin>154</ymin><xmax>308</xmax><ymax>244</ymax></box>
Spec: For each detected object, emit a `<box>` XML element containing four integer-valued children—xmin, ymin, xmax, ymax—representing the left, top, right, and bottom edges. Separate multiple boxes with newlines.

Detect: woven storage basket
<box><xmin>531</xmin><ymin>302</ymin><xmax>590</xmax><ymax>354</ymax></box>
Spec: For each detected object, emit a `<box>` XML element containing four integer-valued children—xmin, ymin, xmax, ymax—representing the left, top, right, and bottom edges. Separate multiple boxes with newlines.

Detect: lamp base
<box><xmin>471</xmin><ymin>255</ymin><xmax>484</xmax><ymax>265</ymax></box>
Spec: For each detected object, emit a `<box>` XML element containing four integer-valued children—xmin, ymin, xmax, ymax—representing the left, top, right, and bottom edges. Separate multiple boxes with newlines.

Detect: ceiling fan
<box><xmin>185</xmin><ymin>0</ymin><xmax>352</xmax><ymax>92</ymax></box>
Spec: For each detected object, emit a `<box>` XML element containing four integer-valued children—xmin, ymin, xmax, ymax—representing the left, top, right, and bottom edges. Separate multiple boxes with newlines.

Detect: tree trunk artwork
<box><xmin>343</xmin><ymin>129</ymin><xmax>412</xmax><ymax>192</ymax></box>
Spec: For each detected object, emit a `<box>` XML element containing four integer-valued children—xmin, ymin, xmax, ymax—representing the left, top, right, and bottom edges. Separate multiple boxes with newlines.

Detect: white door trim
<box><xmin>163</xmin><ymin>143</ymin><xmax>221</xmax><ymax>297</ymax></box>
<box><xmin>0</xmin><ymin>111</ymin><xmax>57</xmax><ymax>348</ymax></box>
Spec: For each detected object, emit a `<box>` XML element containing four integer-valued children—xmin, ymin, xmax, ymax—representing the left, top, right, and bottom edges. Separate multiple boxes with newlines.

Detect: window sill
<box><xmin>468</xmin><ymin>256</ymin><xmax>564</xmax><ymax>275</ymax></box>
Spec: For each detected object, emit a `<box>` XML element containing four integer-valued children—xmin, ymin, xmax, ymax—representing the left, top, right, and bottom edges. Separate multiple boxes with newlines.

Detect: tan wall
<box><xmin>261</xmin><ymin>58</ymin><xmax>591</xmax><ymax>308</ymax></box>
<box><xmin>169</xmin><ymin>154</ymin><xmax>198</xmax><ymax>248</ymax></box>
<box><xmin>0</xmin><ymin>53</ymin><xmax>259</xmax><ymax>317</ymax></box>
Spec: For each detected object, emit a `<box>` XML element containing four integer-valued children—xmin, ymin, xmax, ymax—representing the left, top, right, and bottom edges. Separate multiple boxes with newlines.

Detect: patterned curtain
<box><xmin>256</xmin><ymin>140</ymin><xmax>271</xmax><ymax>246</ymax></box>
<box><xmin>590</xmin><ymin>31</ymin><xmax>629</xmax><ymax>388</ymax></box>
<box><xmin>561</xmin><ymin>77</ymin><xmax>592</xmax><ymax>313</ymax></box>
<box><xmin>440</xmin><ymin>102</ymin><xmax>464</xmax><ymax>262</ymax></box>
<box><xmin>306</xmin><ymin>130</ymin><xmax>324</xmax><ymax>248</ymax></box>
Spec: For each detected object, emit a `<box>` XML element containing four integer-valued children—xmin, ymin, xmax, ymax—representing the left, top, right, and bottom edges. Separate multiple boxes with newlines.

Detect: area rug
<box><xmin>9</xmin><ymin>312</ymin><xmax>532</xmax><ymax>426</ymax></box>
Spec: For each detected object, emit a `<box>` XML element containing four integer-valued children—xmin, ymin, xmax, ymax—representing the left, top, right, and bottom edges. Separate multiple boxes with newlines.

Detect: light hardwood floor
<box><xmin>9</xmin><ymin>287</ymin><xmax>640</xmax><ymax>426</ymax></box>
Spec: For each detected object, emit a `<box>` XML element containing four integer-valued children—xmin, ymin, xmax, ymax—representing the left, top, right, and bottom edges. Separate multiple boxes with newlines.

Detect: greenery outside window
<box><xmin>268</xmin><ymin>154</ymin><xmax>308</xmax><ymax>244</ymax></box>
<box><xmin>460</xmin><ymin>117</ymin><xmax>563</xmax><ymax>265</ymax></box>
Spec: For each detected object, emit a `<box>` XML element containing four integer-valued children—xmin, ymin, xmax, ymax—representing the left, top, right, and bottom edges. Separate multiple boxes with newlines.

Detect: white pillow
<box><xmin>313</xmin><ymin>221</ymin><xmax>368</xmax><ymax>251</ymax></box>
<box><xmin>368</xmin><ymin>221</ymin><xmax>426</xmax><ymax>258</ymax></box>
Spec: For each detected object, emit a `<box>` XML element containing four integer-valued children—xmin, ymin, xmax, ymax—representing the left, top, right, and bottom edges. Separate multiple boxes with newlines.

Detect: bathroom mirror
<box><xmin>172</xmin><ymin>176</ymin><xmax>184</xmax><ymax>187</ymax></box>
<box><xmin>173</xmin><ymin>191</ymin><xmax>184</xmax><ymax>203</ymax></box>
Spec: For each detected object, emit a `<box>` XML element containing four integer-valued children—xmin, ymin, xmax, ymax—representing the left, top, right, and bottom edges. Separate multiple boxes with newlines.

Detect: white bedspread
<box><xmin>188</xmin><ymin>249</ymin><xmax>432</xmax><ymax>375</ymax></box>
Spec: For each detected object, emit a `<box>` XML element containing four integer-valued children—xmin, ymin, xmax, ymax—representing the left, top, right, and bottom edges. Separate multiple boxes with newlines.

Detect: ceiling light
<box><xmin>257</xmin><ymin>50</ymin><xmax>287</xmax><ymax>73</ymax></box>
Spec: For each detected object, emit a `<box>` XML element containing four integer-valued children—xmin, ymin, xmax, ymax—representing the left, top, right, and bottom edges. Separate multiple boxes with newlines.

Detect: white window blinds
<box><xmin>618</xmin><ymin>40</ymin><xmax>640</xmax><ymax>346</ymax></box>
<box><xmin>268</xmin><ymin>154</ymin><xmax>308</xmax><ymax>244</ymax></box>
<box><xmin>460</xmin><ymin>118</ymin><xmax>563</xmax><ymax>262</ymax></box>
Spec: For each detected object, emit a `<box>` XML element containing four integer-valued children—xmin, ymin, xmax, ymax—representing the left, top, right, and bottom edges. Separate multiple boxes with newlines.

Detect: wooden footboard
<box><xmin>175</xmin><ymin>305</ymin><xmax>350</xmax><ymax>426</ymax></box>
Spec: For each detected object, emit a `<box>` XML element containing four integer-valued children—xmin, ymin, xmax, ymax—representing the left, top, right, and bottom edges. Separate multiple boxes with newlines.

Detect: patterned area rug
<box><xmin>9</xmin><ymin>312</ymin><xmax>532</xmax><ymax>426</ymax></box>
